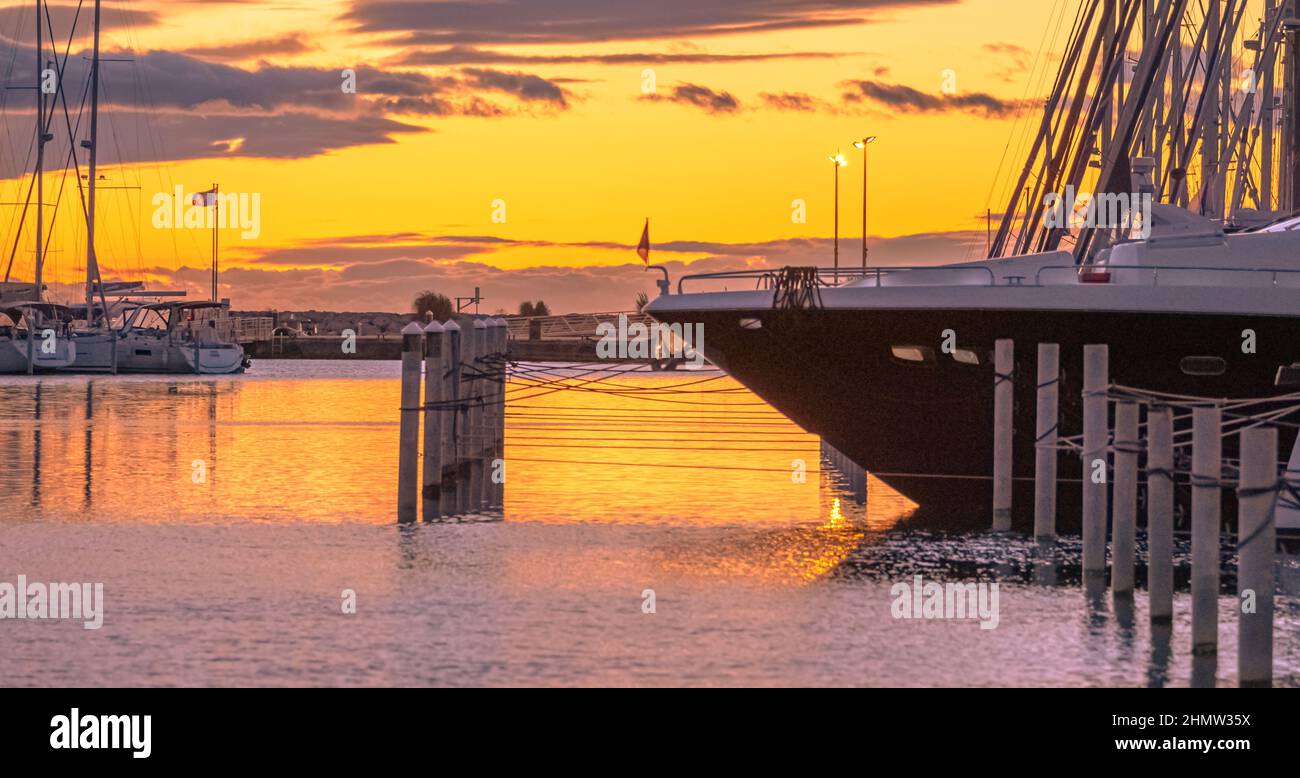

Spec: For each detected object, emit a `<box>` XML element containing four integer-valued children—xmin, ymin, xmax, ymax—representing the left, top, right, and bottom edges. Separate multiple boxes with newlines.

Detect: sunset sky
<box><xmin>0</xmin><ymin>0</ymin><xmax>1070</xmax><ymax>313</ymax></box>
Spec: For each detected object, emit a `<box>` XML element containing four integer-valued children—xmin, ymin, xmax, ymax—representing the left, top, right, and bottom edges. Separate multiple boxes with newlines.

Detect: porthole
<box><xmin>1180</xmin><ymin>356</ymin><xmax>1226</xmax><ymax>376</ymax></box>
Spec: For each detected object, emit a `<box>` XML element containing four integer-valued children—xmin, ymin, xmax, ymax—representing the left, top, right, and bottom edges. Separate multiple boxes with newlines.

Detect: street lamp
<box><xmin>830</xmin><ymin>150</ymin><xmax>848</xmax><ymax>283</ymax></box>
<box><xmin>853</xmin><ymin>136</ymin><xmax>877</xmax><ymax>268</ymax></box>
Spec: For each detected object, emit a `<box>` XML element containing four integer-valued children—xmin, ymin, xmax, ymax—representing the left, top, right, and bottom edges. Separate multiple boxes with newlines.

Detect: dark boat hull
<box><xmin>652</xmin><ymin>306</ymin><xmax>1300</xmax><ymax>532</ymax></box>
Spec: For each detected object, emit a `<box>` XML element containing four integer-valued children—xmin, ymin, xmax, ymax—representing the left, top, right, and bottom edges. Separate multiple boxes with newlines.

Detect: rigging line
<box><xmin>505</xmin><ymin>443</ymin><xmax>818</xmax><ymax>453</ymax></box>
<box><xmin>503</xmin><ymin>366</ymin><xmax>727</xmax><ymax>391</ymax></box>
<box><xmin>504</xmin><ymin>404</ymin><xmax>783</xmax><ymax>415</ymax></box>
<box><xmin>37</xmin><ymin>0</ymin><xmax>95</xmax><ymax>275</ymax></box>
<box><xmin>505</xmin><ymin>362</ymin><xmax>698</xmax><ymax>404</ymax></box>
<box><xmin>506</xmin><ymin>435</ymin><xmax>815</xmax><ymax>443</ymax></box>
<box><xmin>505</xmin><ymin>425</ymin><xmax>811</xmax><ymax>434</ymax></box>
<box><xmin>500</xmin><ymin>456</ymin><xmax>823</xmax><ymax>475</ymax></box>
<box><xmin>505</xmin><ymin>416</ymin><xmax>799</xmax><ymax>427</ymax></box>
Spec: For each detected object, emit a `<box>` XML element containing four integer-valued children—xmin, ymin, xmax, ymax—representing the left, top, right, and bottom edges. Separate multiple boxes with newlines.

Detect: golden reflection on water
<box><xmin>0</xmin><ymin>365</ymin><xmax>918</xmax><ymax>582</ymax></box>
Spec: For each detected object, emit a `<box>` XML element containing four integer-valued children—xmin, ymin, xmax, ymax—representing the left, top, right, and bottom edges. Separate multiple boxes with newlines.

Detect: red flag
<box><xmin>636</xmin><ymin>219</ymin><xmax>650</xmax><ymax>264</ymax></box>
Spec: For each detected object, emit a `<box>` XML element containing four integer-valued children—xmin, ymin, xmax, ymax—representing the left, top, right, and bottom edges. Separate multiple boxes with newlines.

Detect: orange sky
<box><xmin>0</xmin><ymin>0</ymin><xmax>1073</xmax><ymax>313</ymax></box>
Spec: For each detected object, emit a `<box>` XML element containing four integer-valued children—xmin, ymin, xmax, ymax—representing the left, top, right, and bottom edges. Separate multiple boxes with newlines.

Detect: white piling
<box><xmin>468</xmin><ymin>319</ymin><xmax>488</xmax><ymax>513</ymax></box>
<box><xmin>397</xmin><ymin>321</ymin><xmax>425</xmax><ymax>523</ymax></box>
<box><xmin>421</xmin><ymin>319</ymin><xmax>446</xmax><ymax>522</ymax></box>
<box><xmin>992</xmin><ymin>338</ymin><xmax>1014</xmax><ymax>531</ymax></box>
<box><xmin>1146</xmin><ymin>405</ymin><xmax>1174</xmax><ymax>622</ymax></box>
<box><xmin>480</xmin><ymin>319</ymin><xmax>501</xmax><ymax>509</ymax></box>
<box><xmin>1191</xmin><ymin>405</ymin><xmax>1222</xmax><ymax>655</ymax></box>
<box><xmin>1082</xmin><ymin>344</ymin><xmax>1108</xmax><ymax>578</ymax></box>
<box><xmin>492</xmin><ymin>317</ymin><xmax>508</xmax><ymax>508</ymax></box>
<box><xmin>444</xmin><ymin>320</ymin><xmax>463</xmax><ymax>515</ymax></box>
<box><xmin>1237</xmin><ymin>426</ymin><xmax>1277</xmax><ymax>687</ymax></box>
<box><xmin>1111</xmin><ymin>401</ymin><xmax>1138</xmax><ymax>596</ymax></box>
<box><xmin>1033</xmin><ymin>343</ymin><xmax>1059</xmax><ymax>541</ymax></box>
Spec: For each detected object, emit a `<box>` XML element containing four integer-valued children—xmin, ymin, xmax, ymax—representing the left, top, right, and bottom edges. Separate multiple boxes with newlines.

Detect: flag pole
<box><xmin>211</xmin><ymin>183</ymin><xmax>218</xmax><ymax>302</ymax></box>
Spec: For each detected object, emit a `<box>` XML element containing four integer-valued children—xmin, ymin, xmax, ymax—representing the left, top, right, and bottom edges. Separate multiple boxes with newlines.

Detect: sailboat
<box><xmin>55</xmin><ymin>0</ymin><xmax>247</xmax><ymax>374</ymax></box>
<box><xmin>0</xmin><ymin>0</ymin><xmax>77</xmax><ymax>373</ymax></box>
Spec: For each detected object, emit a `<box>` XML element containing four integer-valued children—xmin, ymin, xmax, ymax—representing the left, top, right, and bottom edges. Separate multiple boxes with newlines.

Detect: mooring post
<box><xmin>1082</xmin><ymin>344</ymin><xmax>1109</xmax><ymax>579</ymax></box>
<box><xmin>993</xmin><ymin>338</ymin><xmax>1014</xmax><ymax>531</ymax></box>
<box><xmin>1147</xmin><ymin>404</ymin><xmax>1174</xmax><ymax>622</ymax></box>
<box><xmin>444</xmin><ymin>319</ymin><xmax>462</xmax><ymax>515</ymax></box>
<box><xmin>1033</xmin><ymin>343</ymin><xmax>1059</xmax><ymax>541</ymax></box>
<box><xmin>1111</xmin><ymin>401</ymin><xmax>1139</xmax><ymax>596</ymax></box>
<box><xmin>1191</xmin><ymin>405</ymin><xmax>1222</xmax><ymax>655</ymax></box>
<box><xmin>397</xmin><ymin>321</ymin><xmax>425</xmax><ymax>523</ymax></box>
<box><xmin>421</xmin><ymin>319</ymin><xmax>446</xmax><ymax>522</ymax></box>
<box><xmin>468</xmin><ymin>319</ymin><xmax>488</xmax><ymax>513</ymax></box>
<box><xmin>1237</xmin><ymin>426</ymin><xmax>1277</xmax><ymax>687</ymax></box>
<box><xmin>480</xmin><ymin>319</ymin><xmax>501</xmax><ymax>509</ymax></box>
<box><xmin>493</xmin><ymin>317</ymin><xmax>508</xmax><ymax>508</ymax></box>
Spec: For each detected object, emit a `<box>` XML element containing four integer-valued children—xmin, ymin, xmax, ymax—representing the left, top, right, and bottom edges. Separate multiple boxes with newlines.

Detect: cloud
<box><xmin>155</xmin><ymin>229</ymin><xmax>985</xmax><ymax>314</ymax></box>
<box><xmin>393</xmin><ymin>45</ymin><xmax>844</xmax><ymax>66</ymax></box>
<box><xmin>462</xmin><ymin>68</ymin><xmax>571</xmax><ymax>107</ymax></box>
<box><xmin>182</xmin><ymin>34</ymin><xmax>317</xmax><ymax>61</ymax></box>
<box><xmin>641</xmin><ymin>82</ymin><xmax>740</xmax><ymax>114</ymax></box>
<box><xmin>841</xmin><ymin>79</ymin><xmax>1029</xmax><ymax>118</ymax></box>
<box><xmin>0</xmin><ymin>3</ymin><xmax>161</xmax><ymax>41</ymax></box>
<box><xmin>343</xmin><ymin>0</ymin><xmax>957</xmax><ymax>46</ymax></box>
<box><xmin>759</xmin><ymin>91</ymin><xmax>834</xmax><ymax>112</ymax></box>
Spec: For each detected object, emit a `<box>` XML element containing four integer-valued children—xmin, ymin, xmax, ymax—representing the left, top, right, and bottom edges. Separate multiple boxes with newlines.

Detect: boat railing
<box><xmin>1034</xmin><ymin>264</ymin><xmax>1300</xmax><ymax>287</ymax></box>
<box><xmin>676</xmin><ymin>265</ymin><xmax>998</xmax><ymax>294</ymax></box>
<box><xmin>676</xmin><ymin>264</ymin><xmax>1300</xmax><ymax>294</ymax></box>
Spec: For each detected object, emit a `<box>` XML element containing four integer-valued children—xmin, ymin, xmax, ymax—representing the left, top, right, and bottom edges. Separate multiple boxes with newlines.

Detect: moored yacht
<box><xmin>646</xmin><ymin>205</ymin><xmax>1300</xmax><ymax>531</ymax></box>
<box><xmin>0</xmin><ymin>303</ymin><xmax>77</xmax><ymax>373</ymax></box>
<box><xmin>69</xmin><ymin>300</ymin><xmax>248</xmax><ymax>374</ymax></box>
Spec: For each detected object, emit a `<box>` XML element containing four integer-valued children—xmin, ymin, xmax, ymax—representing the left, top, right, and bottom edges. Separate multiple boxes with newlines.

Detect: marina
<box><xmin>1</xmin><ymin>0</ymin><xmax>1298</xmax><ymax>716</ymax></box>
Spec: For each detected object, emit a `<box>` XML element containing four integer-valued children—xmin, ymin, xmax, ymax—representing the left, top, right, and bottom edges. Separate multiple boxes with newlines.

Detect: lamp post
<box><xmin>829</xmin><ymin>150</ymin><xmax>847</xmax><ymax>283</ymax></box>
<box><xmin>853</xmin><ymin>136</ymin><xmax>877</xmax><ymax>268</ymax></box>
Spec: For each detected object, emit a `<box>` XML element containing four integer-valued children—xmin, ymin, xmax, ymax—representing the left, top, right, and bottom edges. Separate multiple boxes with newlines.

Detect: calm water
<box><xmin>1</xmin><ymin>360</ymin><xmax>1297</xmax><ymax>686</ymax></box>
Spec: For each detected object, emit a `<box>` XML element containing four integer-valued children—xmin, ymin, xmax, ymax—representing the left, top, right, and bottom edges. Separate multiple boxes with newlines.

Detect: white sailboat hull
<box><xmin>66</xmin><ymin>330</ymin><xmax>246</xmax><ymax>374</ymax></box>
<box><xmin>0</xmin><ymin>335</ymin><xmax>77</xmax><ymax>373</ymax></box>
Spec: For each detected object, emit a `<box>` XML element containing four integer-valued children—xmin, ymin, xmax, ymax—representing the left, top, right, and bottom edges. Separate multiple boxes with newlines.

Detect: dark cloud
<box><xmin>342</xmin><ymin>0</ymin><xmax>955</xmax><ymax>46</ymax></box>
<box><xmin>462</xmin><ymin>68</ymin><xmax>570</xmax><ymax>107</ymax></box>
<box><xmin>841</xmin><ymin>80</ymin><xmax>1029</xmax><ymax>118</ymax></box>
<box><xmin>759</xmin><ymin>91</ymin><xmax>833</xmax><ymax>112</ymax></box>
<box><xmin>0</xmin><ymin>109</ymin><xmax>425</xmax><ymax>177</ymax></box>
<box><xmin>641</xmin><ymin>82</ymin><xmax>740</xmax><ymax>114</ymax></box>
<box><xmin>394</xmin><ymin>45</ymin><xmax>843</xmax><ymax>66</ymax></box>
<box><xmin>182</xmin><ymin>34</ymin><xmax>316</xmax><ymax>61</ymax></box>
<box><xmin>0</xmin><ymin>3</ymin><xmax>160</xmax><ymax>41</ymax></box>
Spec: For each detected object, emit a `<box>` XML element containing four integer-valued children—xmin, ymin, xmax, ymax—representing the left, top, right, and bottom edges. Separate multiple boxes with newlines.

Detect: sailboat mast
<box><xmin>33</xmin><ymin>0</ymin><xmax>43</xmax><ymax>304</ymax></box>
<box><xmin>84</xmin><ymin>0</ymin><xmax>101</xmax><ymax>321</ymax></box>
<box><xmin>28</xmin><ymin>0</ymin><xmax>44</xmax><ymax>374</ymax></box>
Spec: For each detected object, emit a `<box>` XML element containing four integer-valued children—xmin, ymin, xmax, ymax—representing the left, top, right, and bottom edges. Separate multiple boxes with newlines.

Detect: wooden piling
<box><xmin>468</xmin><ymin>319</ymin><xmax>487</xmax><ymax>513</ymax></box>
<box><xmin>1146</xmin><ymin>405</ymin><xmax>1174</xmax><ymax>622</ymax></box>
<box><xmin>1111</xmin><ymin>401</ymin><xmax>1138</xmax><ymax>596</ymax></box>
<box><xmin>421</xmin><ymin>319</ymin><xmax>446</xmax><ymax>522</ymax></box>
<box><xmin>480</xmin><ymin>319</ymin><xmax>502</xmax><ymax>509</ymax></box>
<box><xmin>443</xmin><ymin>320</ymin><xmax>463</xmax><ymax>515</ymax></box>
<box><xmin>397</xmin><ymin>321</ymin><xmax>425</xmax><ymax>523</ymax></box>
<box><xmin>1033</xmin><ymin>343</ymin><xmax>1059</xmax><ymax>541</ymax></box>
<box><xmin>1082</xmin><ymin>344</ymin><xmax>1108</xmax><ymax>578</ymax></box>
<box><xmin>992</xmin><ymin>338</ymin><xmax>1014</xmax><ymax>531</ymax></box>
<box><xmin>1237</xmin><ymin>426</ymin><xmax>1277</xmax><ymax>687</ymax></box>
<box><xmin>492</xmin><ymin>317</ymin><xmax>508</xmax><ymax>508</ymax></box>
<box><xmin>1191</xmin><ymin>405</ymin><xmax>1222</xmax><ymax>655</ymax></box>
